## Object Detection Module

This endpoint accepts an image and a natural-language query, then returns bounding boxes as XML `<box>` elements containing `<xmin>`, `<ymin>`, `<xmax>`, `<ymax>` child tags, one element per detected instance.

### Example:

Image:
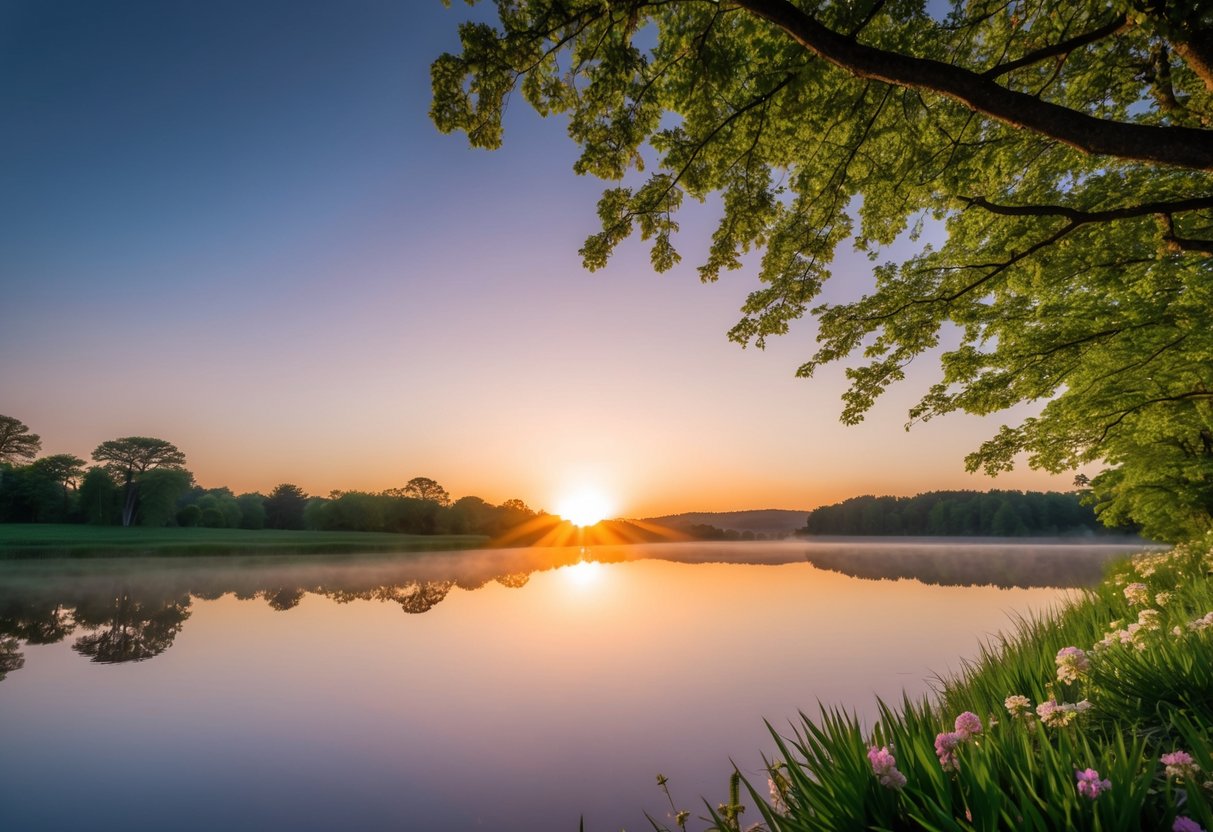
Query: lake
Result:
<box><xmin>0</xmin><ymin>539</ymin><xmax>1150</xmax><ymax>831</ymax></box>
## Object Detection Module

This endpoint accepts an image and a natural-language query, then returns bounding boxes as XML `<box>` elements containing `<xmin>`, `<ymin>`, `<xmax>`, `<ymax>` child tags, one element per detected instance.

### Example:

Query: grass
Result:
<box><xmin>650</xmin><ymin>537</ymin><xmax>1213</xmax><ymax>832</ymax></box>
<box><xmin>0</xmin><ymin>523</ymin><xmax>488</xmax><ymax>559</ymax></box>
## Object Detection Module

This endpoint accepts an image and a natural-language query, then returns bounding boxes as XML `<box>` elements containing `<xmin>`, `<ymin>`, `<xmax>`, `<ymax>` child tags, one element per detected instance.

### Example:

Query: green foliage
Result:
<box><xmin>432</xmin><ymin>0</ymin><xmax>1213</xmax><ymax>544</ymax></box>
<box><xmin>135</xmin><ymin>468</ymin><xmax>193</xmax><ymax>527</ymax></box>
<box><xmin>804</xmin><ymin>490</ymin><xmax>1112</xmax><ymax>536</ymax></box>
<box><xmin>391</xmin><ymin>476</ymin><xmax>451</xmax><ymax>507</ymax></box>
<box><xmin>91</xmin><ymin>436</ymin><xmax>188</xmax><ymax>527</ymax></box>
<box><xmin>0</xmin><ymin>524</ymin><xmax>486</xmax><ymax>558</ymax></box>
<box><xmin>264</xmin><ymin>483</ymin><xmax>309</xmax><ymax>530</ymax></box>
<box><xmin>235</xmin><ymin>493</ymin><xmax>266</xmax><ymax>530</ymax></box>
<box><xmin>0</xmin><ymin>455</ymin><xmax>87</xmax><ymax>523</ymax></box>
<box><xmin>77</xmin><ymin>467</ymin><xmax>120</xmax><ymax>526</ymax></box>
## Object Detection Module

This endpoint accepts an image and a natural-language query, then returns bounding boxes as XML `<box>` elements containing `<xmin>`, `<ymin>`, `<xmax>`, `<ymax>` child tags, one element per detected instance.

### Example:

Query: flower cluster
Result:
<box><xmin>954</xmin><ymin>711</ymin><xmax>982</xmax><ymax>739</ymax></box>
<box><xmin>934</xmin><ymin>712</ymin><xmax>982</xmax><ymax>771</ymax></box>
<box><xmin>1055</xmin><ymin>646</ymin><xmax>1090</xmax><ymax>684</ymax></box>
<box><xmin>1004</xmin><ymin>694</ymin><xmax>1032</xmax><ymax>719</ymax></box>
<box><xmin>1097</xmin><ymin>609</ymin><xmax>1164</xmax><ymax>650</ymax></box>
<box><xmin>934</xmin><ymin>731</ymin><xmax>963</xmax><ymax>771</ymax></box>
<box><xmin>867</xmin><ymin>745</ymin><xmax>907</xmax><ymax>791</ymax></box>
<box><xmin>1124</xmin><ymin>582</ymin><xmax>1151</xmax><ymax>606</ymax></box>
<box><xmin>1076</xmin><ymin>768</ymin><xmax>1111</xmax><ymax>800</ymax></box>
<box><xmin>1182</xmin><ymin>611</ymin><xmax>1213</xmax><ymax>634</ymax></box>
<box><xmin>1174</xmin><ymin>817</ymin><xmax>1208</xmax><ymax>832</ymax></box>
<box><xmin>1161</xmin><ymin>750</ymin><xmax>1200</xmax><ymax>782</ymax></box>
<box><xmin>1036</xmin><ymin>698</ymin><xmax>1091</xmax><ymax>728</ymax></box>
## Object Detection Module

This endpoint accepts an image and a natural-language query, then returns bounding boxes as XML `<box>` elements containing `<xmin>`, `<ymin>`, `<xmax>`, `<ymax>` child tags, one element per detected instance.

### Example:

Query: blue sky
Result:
<box><xmin>0</xmin><ymin>1</ymin><xmax>1079</xmax><ymax>515</ymax></box>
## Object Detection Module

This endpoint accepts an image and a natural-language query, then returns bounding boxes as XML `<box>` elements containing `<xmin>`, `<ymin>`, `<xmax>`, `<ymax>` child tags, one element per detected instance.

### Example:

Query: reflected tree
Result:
<box><xmin>0</xmin><ymin>636</ymin><xmax>24</xmax><ymax>682</ymax></box>
<box><xmin>380</xmin><ymin>581</ymin><xmax>455</xmax><ymax>614</ymax></box>
<box><xmin>72</xmin><ymin>592</ymin><xmax>192</xmax><ymax>664</ymax></box>
<box><xmin>0</xmin><ymin>600</ymin><xmax>75</xmax><ymax>645</ymax></box>
<box><xmin>260</xmin><ymin>587</ymin><xmax>306</xmax><ymax>611</ymax></box>
<box><xmin>495</xmin><ymin>573</ymin><xmax>530</xmax><ymax>589</ymax></box>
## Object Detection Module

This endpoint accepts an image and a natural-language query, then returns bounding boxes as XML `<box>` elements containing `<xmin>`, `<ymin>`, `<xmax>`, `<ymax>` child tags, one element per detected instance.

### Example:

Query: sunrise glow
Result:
<box><xmin>555</xmin><ymin>489</ymin><xmax>613</xmax><ymax>527</ymax></box>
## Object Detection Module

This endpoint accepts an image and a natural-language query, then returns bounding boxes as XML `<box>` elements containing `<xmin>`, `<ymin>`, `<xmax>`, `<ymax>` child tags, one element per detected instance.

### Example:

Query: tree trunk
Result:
<box><xmin>121</xmin><ymin>475</ymin><xmax>137</xmax><ymax>527</ymax></box>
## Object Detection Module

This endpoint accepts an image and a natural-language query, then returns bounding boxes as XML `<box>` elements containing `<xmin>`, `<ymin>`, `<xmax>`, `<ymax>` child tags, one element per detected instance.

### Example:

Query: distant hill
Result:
<box><xmin>640</xmin><ymin>509</ymin><xmax>808</xmax><ymax>536</ymax></box>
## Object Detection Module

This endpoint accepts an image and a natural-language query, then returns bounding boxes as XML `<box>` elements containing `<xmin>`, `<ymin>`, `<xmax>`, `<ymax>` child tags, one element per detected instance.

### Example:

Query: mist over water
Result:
<box><xmin>0</xmin><ymin>539</ymin><xmax>1150</xmax><ymax>831</ymax></box>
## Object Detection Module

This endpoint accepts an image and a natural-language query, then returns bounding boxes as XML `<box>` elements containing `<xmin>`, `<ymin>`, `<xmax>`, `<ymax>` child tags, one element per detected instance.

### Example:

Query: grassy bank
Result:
<box><xmin>659</xmin><ymin>539</ymin><xmax>1213</xmax><ymax>831</ymax></box>
<box><xmin>0</xmin><ymin>524</ymin><xmax>488</xmax><ymax>558</ymax></box>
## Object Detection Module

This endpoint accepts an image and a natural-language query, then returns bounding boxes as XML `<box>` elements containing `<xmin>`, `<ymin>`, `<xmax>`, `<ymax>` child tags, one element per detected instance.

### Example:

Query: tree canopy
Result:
<box><xmin>432</xmin><ymin>0</ymin><xmax>1213</xmax><ymax>541</ymax></box>
<box><xmin>0</xmin><ymin>415</ymin><xmax>41</xmax><ymax>465</ymax></box>
<box><xmin>91</xmin><ymin>437</ymin><xmax>188</xmax><ymax>527</ymax></box>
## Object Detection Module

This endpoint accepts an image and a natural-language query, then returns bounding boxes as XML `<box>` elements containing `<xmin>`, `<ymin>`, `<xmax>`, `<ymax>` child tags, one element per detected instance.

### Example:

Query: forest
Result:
<box><xmin>802</xmin><ymin>490</ymin><xmax>1127</xmax><ymax>537</ymax></box>
<box><xmin>0</xmin><ymin>415</ymin><xmax>537</xmax><ymax>537</ymax></box>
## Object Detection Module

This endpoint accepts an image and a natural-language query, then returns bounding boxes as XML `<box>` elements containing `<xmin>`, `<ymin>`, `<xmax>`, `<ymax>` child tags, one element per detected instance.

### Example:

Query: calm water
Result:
<box><xmin>0</xmin><ymin>539</ymin><xmax>1148</xmax><ymax>831</ymax></box>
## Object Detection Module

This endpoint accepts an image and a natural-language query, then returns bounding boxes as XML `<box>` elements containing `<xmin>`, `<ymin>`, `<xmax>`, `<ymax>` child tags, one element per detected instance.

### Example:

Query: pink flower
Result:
<box><xmin>935</xmin><ymin>731</ymin><xmax>963</xmax><ymax>771</ymax></box>
<box><xmin>954</xmin><ymin>711</ymin><xmax>982</xmax><ymax>738</ymax></box>
<box><xmin>1173</xmin><ymin>817</ymin><xmax>1206</xmax><ymax>832</ymax></box>
<box><xmin>1161</xmin><ymin>749</ymin><xmax>1200</xmax><ymax>780</ymax></box>
<box><xmin>1076</xmin><ymin>768</ymin><xmax>1111</xmax><ymax>800</ymax></box>
<box><xmin>867</xmin><ymin>745</ymin><xmax>907</xmax><ymax>790</ymax></box>
<box><xmin>1055</xmin><ymin>646</ymin><xmax>1090</xmax><ymax>683</ymax></box>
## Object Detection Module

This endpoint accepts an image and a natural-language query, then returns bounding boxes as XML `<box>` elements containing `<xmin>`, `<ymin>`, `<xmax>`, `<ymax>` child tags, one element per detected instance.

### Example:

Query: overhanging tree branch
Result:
<box><xmin>732</xmin><ymin>0</ymin><xmax>1213</xmax><ymax>170</ymax></box>
<box><xmin>981</xmin><ymin>13</ymin><xmax>1130</xmax><ymax>79</ymax></box>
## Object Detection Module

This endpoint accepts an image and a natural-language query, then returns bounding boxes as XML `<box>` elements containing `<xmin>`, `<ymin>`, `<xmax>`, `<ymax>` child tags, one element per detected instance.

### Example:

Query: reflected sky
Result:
<box><xmin>0</xmin><ymin>540</ymin><xmax>1148</xmax><ymax>831</ymax></box>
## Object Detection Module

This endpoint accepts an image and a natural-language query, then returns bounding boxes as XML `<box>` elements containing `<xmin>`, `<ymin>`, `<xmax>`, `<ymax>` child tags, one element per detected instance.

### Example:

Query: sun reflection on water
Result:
<box><xmin>560</xmin><ymin>557</ymin><xmax>604</xmax><ymax>588</ymax></box>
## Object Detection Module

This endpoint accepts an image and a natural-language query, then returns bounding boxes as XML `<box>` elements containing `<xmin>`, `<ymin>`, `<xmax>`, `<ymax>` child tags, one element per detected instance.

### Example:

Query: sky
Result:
<box><xmin>0</xmin><ymin>1</ymin><xmax>1083</xmax><ymax>517</ymax></box>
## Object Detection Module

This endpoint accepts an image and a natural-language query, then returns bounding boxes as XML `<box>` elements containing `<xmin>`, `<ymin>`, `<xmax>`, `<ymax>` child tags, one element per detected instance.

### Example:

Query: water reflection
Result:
<box><xmin>801</xmin><ymin>538</ymin><xmax>1155</xmax><ymax>588</ymax></box>
<box><xmin>0</xmin><ymin>539</ymin><xmax>1156</xmax><ymax>832</ymax></box>
<box><xmin>0</xmin><ymin>539</ymin><xmax>1149</xmax><ymax>680</ymax></box>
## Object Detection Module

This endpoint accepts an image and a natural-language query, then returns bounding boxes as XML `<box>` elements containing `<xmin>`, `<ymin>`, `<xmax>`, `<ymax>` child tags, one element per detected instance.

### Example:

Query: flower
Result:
<box><xmin>1162</xmin><ymin>750</ymin><xmax>1200</xmax><ymax>781</ymax></box>
<box><xmin>768</xmin><ymin>778</ymin><xmax>788</xmax><ymax>815</ymax></box>
<box><xmin>1056</xmin><ymin>646</ymin><xmax>1090</xmax><ymax>683</ymax></box>
<box><xmin>1124</xmin><ymin>582</ymin><xmax>1151</xmax><ymax>605</ymax></box>
<box><xmin>954</xmin><ymin>711</ymin><xmax>982</xmax><ymax>738</ymax></box>
<box><xmin>1005</xmin><ymin>695</ymin><xmax>1032</xmax><ymax>719</ymax></box>
<box><xmin>1156</xmin><ymin>591</ymin><xmax>1173</xmax><ymax>606</ymax></box>
<box><xmin>1138</xmin><ymin>609</ymin><xmax>1162</xmax><ymax>631</ymax></box>
<box><xmin>1036</xmin><ymin>699</ymin><xmax>1087</xmax><ymax>727</ymax></box>
<box><xmin>1076</xmin><ymin>768</ymin><xmax>1111</xmax><ymax>800</ymax></box>
<box><xmin>1173</xmin><ymin>817</ymin><xmax>1206</xmax><ymax>832</ymax></box>
<box><xmin>867</xmin><ymin>745</ymin><xmax>906</xmax><ymax>790</ymax></box>
<box><xmin>934</xmin><ymin>731</ymin><xmax>963</xmax><ymax>771</ymax></box>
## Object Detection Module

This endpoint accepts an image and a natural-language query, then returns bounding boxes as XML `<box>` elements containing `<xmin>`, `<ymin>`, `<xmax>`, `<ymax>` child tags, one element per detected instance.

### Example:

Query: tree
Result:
<box><xmin>91</xmin><ymin>437</ymin><xmax>187</xmax><ymax>527</ymax></box>
<box><xmin>135</xmin><ymin>468</ymin><xmax>193</xmax><ymax>527</ymax></box>
<box><xmin>433</xmin><ymin>2</ymin><xmax>1213</xmax><ymax>541</ymax></box>
<box><xmin>30</xmin><ymin>454</ymin><xmax>86</xmax><ymax>519</ymax></box>
<box><xmin>264</xmin><ymin>483</ymin><xmax>309</xmax><ymax>530</ymax></box>
<box><xmin>396</xmin><ymin>477</ymin><xmax>451</xmax><ymax>507</ymax></box>
<box><xmin>77</xmin><ymin>467</ymin><xmax>121</xmax><ymax>525</ymax></box>
<box><xmin>236</xmin><ymin>493</ymin><xmax>267</xmax><ymax>530</ymax></box>
<box><xmin>0</xmin><ymin>415</ymin><xmax>40</xmax><ymax>465</ymax></box>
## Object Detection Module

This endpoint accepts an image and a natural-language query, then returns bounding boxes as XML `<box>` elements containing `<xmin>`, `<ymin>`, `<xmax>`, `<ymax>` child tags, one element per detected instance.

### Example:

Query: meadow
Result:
<box><xmin>0</xmin><ymin>524</ymin><xmax>486</xmax><ymax>559</ymax></box>
<box><xmin>661</xmin><ymin>540</ymin><xmax>1213</xmax><ymax>831</ymax></box>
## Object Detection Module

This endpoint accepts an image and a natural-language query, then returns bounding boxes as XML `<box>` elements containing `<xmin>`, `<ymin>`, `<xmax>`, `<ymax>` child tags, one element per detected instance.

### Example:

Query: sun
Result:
<box><xmin>555</xmin><ymin>488</ymin><xmax>613</xmax><ymax>527</ymax></box>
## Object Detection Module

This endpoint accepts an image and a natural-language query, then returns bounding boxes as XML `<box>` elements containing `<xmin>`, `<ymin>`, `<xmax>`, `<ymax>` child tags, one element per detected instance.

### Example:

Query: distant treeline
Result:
<box><xmin>0</xmin><ymin>468</ymin><xmax>539</xmax><ymax>537</ymax></box>
<box><xmin>0</xmin><ymin>416</ymin><xmax>538</xmax><ymax>537</ymax></box>
<box><xmin>802</xmin><ymin>490</ymin><xmax>1127</xmax><ymax>537</ymax></box>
